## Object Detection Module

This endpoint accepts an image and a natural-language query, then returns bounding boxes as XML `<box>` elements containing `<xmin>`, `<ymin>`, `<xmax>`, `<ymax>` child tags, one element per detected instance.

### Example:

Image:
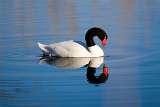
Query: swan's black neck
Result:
<box><xmin>85</xmin><ymin>27</ymin><xmax>108</xmax><ymax>47</ymax></box>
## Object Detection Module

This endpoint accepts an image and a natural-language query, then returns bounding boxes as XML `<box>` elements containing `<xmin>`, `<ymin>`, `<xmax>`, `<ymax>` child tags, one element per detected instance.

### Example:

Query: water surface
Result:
<box><xmin>0</xmin><ymin>0</ymin><xmax>160</xmax><ymax>107</ymax></box>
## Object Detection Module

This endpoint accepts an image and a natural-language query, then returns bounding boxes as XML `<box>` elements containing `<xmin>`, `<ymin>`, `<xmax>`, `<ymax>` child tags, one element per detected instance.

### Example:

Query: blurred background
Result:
<box><xmin>0</xmin><ymin>0</ymin><xmax>160</xmax><ymax>107</ymax></box>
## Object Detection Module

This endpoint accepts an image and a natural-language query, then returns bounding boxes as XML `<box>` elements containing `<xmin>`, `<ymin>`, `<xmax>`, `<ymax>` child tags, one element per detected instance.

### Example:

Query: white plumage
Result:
<box><xmin>37</xmin><ymin>40</ymin><xmax>104</xmax><ymax>57</ymax></box>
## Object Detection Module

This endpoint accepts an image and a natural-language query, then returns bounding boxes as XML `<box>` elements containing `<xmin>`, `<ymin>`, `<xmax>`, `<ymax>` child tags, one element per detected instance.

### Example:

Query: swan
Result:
<box><xmin>37</xmin><ymin>27</ymin><xmax>108</xmax><ymax>57</ymax></box>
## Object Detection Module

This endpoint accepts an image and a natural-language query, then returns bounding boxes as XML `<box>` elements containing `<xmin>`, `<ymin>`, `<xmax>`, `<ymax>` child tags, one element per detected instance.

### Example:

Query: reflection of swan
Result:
<box><xmin>40</xmin><ymin>57</ymin><xmax>104</xmax><ymax>68</ymax></box>
<box><xmin>40</xmin><ymin>56</ymin><xmax>109</xmax><ymax>84</ymax></box>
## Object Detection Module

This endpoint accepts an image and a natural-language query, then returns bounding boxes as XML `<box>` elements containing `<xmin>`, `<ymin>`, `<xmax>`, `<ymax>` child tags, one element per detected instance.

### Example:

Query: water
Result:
<box><xmin>0</xmin><ymin>0</ymin><xmax>160</xmax><ymax>107</ymax></box>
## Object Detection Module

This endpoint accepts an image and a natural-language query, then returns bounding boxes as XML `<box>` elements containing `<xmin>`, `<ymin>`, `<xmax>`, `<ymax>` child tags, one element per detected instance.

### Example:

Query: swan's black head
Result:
<box><xmin>85</xmin><ymin>27</ymin><xmax>108</xmax><ymax>47</ymax></box>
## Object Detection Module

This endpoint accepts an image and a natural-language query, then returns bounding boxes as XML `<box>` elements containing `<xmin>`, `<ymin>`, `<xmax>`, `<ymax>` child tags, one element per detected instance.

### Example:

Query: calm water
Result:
<box><xmin>0</xmin><ymin>0</ymin><xmax>160</xmax><ymax>107</ymax></box>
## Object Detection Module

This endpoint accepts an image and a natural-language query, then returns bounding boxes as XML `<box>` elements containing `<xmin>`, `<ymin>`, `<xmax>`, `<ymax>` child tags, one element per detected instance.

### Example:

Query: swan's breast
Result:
<box><xmin>88</xmin><ymin>45</ymin><xmax>104</xmax><ymax>57</ymax></box>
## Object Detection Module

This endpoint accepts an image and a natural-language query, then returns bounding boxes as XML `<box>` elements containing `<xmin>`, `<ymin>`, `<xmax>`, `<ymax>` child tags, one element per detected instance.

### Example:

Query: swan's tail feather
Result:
<box><xmin>37</xmin><ymin>42</ymin><xmax>50</xmax><ymax>54</ymax></box>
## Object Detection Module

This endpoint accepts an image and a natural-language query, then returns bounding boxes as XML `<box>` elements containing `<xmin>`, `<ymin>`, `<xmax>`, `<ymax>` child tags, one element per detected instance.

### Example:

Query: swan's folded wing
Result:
<box><xmin>53</xmin><ymin>46</ymin><xmax>69</xmax><ymax>57</ymax></box>
<box><xmin>49</xmin><ymin>40</ymin><xmax>90</xmax><ymax>57</ymax></box>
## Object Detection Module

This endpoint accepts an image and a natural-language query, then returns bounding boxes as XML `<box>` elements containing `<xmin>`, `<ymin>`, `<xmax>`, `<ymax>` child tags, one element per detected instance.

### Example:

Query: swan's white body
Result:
<box><xmin>37</xmin><ymin>40</ymin><xmax>104</xmax><ymax>57</ymax></box>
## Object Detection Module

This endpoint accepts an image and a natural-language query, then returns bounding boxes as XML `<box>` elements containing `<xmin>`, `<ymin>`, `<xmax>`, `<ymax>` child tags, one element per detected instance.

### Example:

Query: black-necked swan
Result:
<box><xmin>37</xmin><ymin>27</ymin><xmax>108</xmax><ymax>57</ymax></box>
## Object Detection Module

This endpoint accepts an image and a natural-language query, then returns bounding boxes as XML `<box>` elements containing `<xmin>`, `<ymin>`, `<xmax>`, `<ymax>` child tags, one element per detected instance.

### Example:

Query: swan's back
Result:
<box><xmin>38</xmin><ymin>40</ymin><xmax>91</xmax><ymax>57</ymax></box>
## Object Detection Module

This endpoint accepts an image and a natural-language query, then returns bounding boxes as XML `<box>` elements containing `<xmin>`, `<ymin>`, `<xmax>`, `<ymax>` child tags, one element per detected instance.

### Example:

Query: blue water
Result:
<box><xmin>0</xmin><ymin>0</ymin><xmax>160</xmax><ymax>107</ymax></box>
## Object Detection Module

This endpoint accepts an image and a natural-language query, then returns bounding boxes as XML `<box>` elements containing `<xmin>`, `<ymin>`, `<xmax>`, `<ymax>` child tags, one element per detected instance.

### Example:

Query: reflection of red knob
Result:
<box><xmin>103</xmin><ymin>66</ymin><xmax>109</xmax><ymax>76</ymax></box>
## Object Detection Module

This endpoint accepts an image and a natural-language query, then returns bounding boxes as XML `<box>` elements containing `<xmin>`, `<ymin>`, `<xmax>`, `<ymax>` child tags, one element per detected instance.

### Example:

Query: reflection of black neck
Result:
<box><xmin>86</xmin><ymin>67</ymin><xmax>109</xmax><ymax>84</ymax></box>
